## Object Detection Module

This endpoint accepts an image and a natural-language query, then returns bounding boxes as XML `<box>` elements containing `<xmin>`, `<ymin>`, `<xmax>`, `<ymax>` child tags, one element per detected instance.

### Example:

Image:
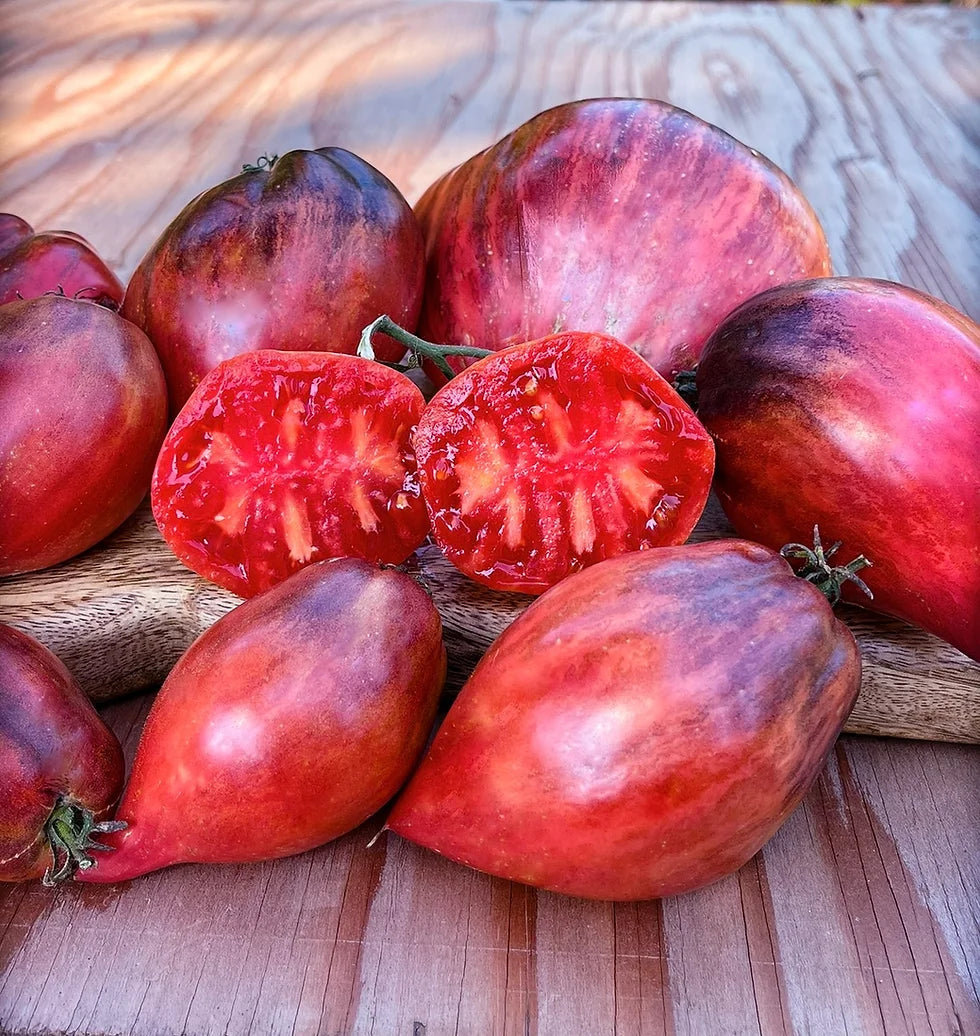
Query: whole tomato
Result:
<box><xmin>152</xmin><ymin>349</ymin><xmax>430</xmax><ymax>598</ymax></box>
<box><xmin>695</xmin><ymin>277</ymin><xmax>980</xmax><ymax>660</ymax></box>
<box><xmin>1</xmin><ymin>623</ymin><xmax>125</xmax><ymax>883</ymax></box>
<box><xmin>77</xmin><ymin>559</ymin><xmax>445</xmax><ymax>883</ymax></box>
<box><xmin>122</xmin><ymin>148</ymin><xmax>425</xmax><ymax>412</ymax></box>
<box><xmin>0</xmin><ymin>213</ymin><xmax>124</xmax><ymax>309</ymax></box>
<box><xmin>387</xmin><ymin>540</ymin><xmax>860</xmax><ymax>901</ymax></box>
<box><xmin>410</xmin><ymin>328</ymin><xmax>715</xmax><ymax>593</ymax></box>
<box><xmin>0</xmin><ymin>295</ymin><xmax>168</xmax><ymax>575</ymax></box>
<box><xmin>415</xmin><ymin>98</ymin><xmax>830</xmax><ymax>382</ymax></box>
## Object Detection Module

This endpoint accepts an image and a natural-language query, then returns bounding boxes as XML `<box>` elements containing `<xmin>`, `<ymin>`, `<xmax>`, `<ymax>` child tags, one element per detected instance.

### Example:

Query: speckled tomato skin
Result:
<box><xmin>0</xmin><ymin>295</ymin><xmax>168</xmax><ymax>575</ymax></box>
<box><xmin>696</xmin><ymin>278</ymin><xmax>980</xmax><ymax>660</ymax></box>
<box><xmin>415</xmin><ymin>98</ymin><xmax>830</xmax><ymax>382</ymax></box>
<box><xmin>0</xmin><ymin>214</ymin><xmax>124</xmax><ymax>309</ymax></box>
<box><xmin>0</xmin><ymin>624</ymin><xmax>124</xmax><ymax>882</ymax></box>
<box><xmin>122</xmin><ymin>148</ymin><xmax>425</xmax><ymax>412</ymax></box>
<box><xmin>388</xmin><ymin>541</ymin><xmax>859</xmax><ymax>901</ymax></box>
<box><xmin>77</xmin><ymin>559</ymin><xmax>446</xmax><ymax>883</ymax></box>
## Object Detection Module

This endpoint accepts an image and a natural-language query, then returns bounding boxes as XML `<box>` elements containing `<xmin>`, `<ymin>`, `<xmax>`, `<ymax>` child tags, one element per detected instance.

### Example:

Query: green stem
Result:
<box><xmin>358</xmin><ymin>315</ymin><xmax>492</xmax><ymax>381</ymax></box>
<box><xmin>41</xmin><ymin>796</ymin><xmax>126</xmax><ymax>886</ymax></box>
<box><xmin>780</xmin><ymin>525</ymin><xmax>873</xmax><ymax>606</ymax></box>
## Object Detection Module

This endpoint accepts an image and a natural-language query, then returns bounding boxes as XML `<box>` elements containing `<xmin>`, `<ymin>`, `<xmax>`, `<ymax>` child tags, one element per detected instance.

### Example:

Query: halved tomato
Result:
<box><xmin>412</xmin><ymin>332</ymin><xmax>715</xmax><ymax>593</ymax></box>
<box><xmin>152</xmin><ymin>350</ymin><xmax>429</xmax><ymax>597</ymax></box>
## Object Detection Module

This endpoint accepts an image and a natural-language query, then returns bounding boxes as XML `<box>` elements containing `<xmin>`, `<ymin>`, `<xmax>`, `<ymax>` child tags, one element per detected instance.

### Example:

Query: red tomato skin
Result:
<box><xmin>0</xmin><ymin>214</ymin><xmax>124</xmax><ymax>309</ymax></box>
<box><xmin>415</xmin><ymin>98</ymin><xmax>830</xmax><ymax>383</ymax></box>
<box><xmin>696</xmin><ymin>278</ymin><xmax>980</xmax><ymax>660</ymax></box>
<box><xmin>77</xmin><ymin>559</ymin><xmax>445</xmax><ymax>883</ymax></box>
<box><xmin>0</xmin><ymin>296</ymin><xmax>169</xmax><ymax>575</ymax></box>
<box><xmin>413</xmin><ymin>331</ymin><xmax>715</xmax><ymax>593</ymax></box>
<box><xmin>151</xmin><ymin>349</ymin><xmax>430</xmax><ymax>598</ymax></box>
<box><xmin>388</xmin><ymin>540</ymin><xmax>859</xmax><ymax>901</ymax></box>
<box><xmin>0</xmin><ymin>624</ymin><xmax>124</xmax><ymax>882</ymax></box>
<box><xmin>122</xmin><ymin>148</ymin><xmax>425</xmax><ymax>412</ymax></box>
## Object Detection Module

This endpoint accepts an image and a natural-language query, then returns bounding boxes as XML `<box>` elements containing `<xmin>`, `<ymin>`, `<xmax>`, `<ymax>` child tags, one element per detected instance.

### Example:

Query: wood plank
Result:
<box><xmin>3</xmin><ymin>496</ymin><xmax>978</xmax><ymax>742</ymax></box>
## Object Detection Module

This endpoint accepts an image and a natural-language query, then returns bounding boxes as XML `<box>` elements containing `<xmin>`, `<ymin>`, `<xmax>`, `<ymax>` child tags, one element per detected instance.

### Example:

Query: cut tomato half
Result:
<box><xmin>152</xmin><ymin>350</ymin><xmax>429</xmax><ymax>597</ymax></box>
<box><xmin>413</xmin><ymin>332</ymin><xmax>715</xmax><ymax>593</ymax></box>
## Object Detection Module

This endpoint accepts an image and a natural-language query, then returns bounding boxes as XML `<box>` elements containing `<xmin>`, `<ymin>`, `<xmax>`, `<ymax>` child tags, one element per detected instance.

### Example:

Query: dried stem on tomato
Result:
<box><xmin>780</xmin><ymin>525</ymin><xmax>873</xmax><ymax>606</ymax></box>
<box><xmin>42</xmin><ymin>797</ymin><xmax>126</xmax><ymax>886</ymax></box>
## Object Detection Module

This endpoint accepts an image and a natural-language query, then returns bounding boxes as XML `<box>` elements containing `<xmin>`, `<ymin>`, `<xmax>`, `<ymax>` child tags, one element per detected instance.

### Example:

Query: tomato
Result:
<box><xmin>77</xmin><ymin>559</ymin><xmax>446</xmax><ymax>883</ymax></box>
<box><xmin>415</xmin><ymin>98</ymin><xmax>830</xmax><ymax>383</ymax></box>
<box><xmin>0</xmin><ymin>296</ymin><xmax>168</xmax><ymax>576</ymax></box>
<box><xmin>152</xmin><ymin>349</ymin><xmax>429</xmax><ymax>598</ymax></box>
<box><xmin>1</xmin><ymin>623</ymin><xmax>125</xmax><ymax>883</ymax></box>
<box><xmin>696</xmin><ymin>277</ymin><xmax>980</xmax><ymax>660</ymax></box>
<box><xmin>411</xmin><ymin>331</ymin><xmax>715</xmax><ymax>593</ymax></box>
<box><xmin>0</xmin><ymin>213</ymin><xmax>124</xmax><ymax>309</ymax></box>
<box><xmin>122</xmin><ymin>148</ymin><xmax>425</xmax><ymax>412</ymax></box>
<box><xmin>387</xmin><ymin>540</ymin><xmax>860</xmax><ymax>901</ymax></box>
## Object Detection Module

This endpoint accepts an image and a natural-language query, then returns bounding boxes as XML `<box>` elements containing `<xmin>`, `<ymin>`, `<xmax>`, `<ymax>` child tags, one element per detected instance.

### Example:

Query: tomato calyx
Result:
<box><xmin>672</xmin><ymin>368</ymin><xmax>699</xmax><ymax>410</ymax></box>
<box><xmin>241</xmin><ymin>153</ymin><xmax>280</xmax><ymax>172</ymax></box>
<box><xmin>359</xmin><ymin>315</ymin><xmax>491</xmax><ymax>381</ymax></box>
<box><xmin>41</xmin><ymin>796</ymin><xmax>126</xmax><ymax>886</ymax></box>
<box><xmin>20</xmin><ymin>284</ymin><xmax>121</xmax><ymax>311</ymax></box>
<box><xmin>780</xmin><ymin>525</ymin><xmax>873</xmax><ymax>606</ymax></box>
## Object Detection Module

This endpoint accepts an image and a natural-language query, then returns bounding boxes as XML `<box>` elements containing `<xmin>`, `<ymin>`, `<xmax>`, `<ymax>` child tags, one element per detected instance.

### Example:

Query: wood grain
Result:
<box><xmin>1</xmin><ymin>1</ymin><xmax>978</xmax><ymax>1033</ymax></box>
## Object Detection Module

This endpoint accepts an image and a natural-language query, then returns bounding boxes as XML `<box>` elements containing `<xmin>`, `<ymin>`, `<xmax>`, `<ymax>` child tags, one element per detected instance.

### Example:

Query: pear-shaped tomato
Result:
<box><xmin>416</xmin><ymin>98</ymin><xmax>830</xmax><ymax>382</ymax></box>
<box><xmin>696</xmin><ymin>277</ymin><xmax>980</xmax><ymax>660</ymax></box>
<box><xmin>388</xmin><ymin>540</ymin><xmax>860</xmax><ymax>901</ymax></box>
<box><xmin>77</xmin><ymin>559</ymin><xmax>445</xmax><ymax>883</ymax></box>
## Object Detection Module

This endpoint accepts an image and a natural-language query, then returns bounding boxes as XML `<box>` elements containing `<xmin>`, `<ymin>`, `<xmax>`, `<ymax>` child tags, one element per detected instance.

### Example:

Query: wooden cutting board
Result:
<box><xmin>1</xmin><ymin>493</ymin><xmax>977</xmax><ymax>743</ymax></box>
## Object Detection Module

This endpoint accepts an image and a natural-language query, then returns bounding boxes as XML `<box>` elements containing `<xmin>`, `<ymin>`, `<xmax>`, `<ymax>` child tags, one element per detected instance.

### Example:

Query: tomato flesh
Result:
<box><xmin>152</xmin><ymin>351</ymin><xmax>429</xmax><ymax>597</ymax></box>
<box><xmin>413</xmin><ymin>333</ymin><xmax>715</xmax><ymax>593</ymax></box>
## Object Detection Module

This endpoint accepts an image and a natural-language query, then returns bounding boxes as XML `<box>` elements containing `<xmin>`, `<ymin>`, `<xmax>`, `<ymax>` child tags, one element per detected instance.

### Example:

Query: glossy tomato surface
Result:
<box><xmin>0</xmin><ymin>295</ymin><xmax>168</xmax><ymax>575</ymax></box>
<box><xmin>416</xmin><ymin>98</ymin><xmax>830</xmax><ymax>381</ymax></box>
<box><xmin>0</xmin><ymin>213</ymin><xmax>124</xmax><ymax>308</ymax></box>
<box><xmin>696</xmin><ymin>277</ymin><xmax>980</xmax><ymax>660</ymax></box>
<box><xmin>413</xmin><ymin>331</ymin><xmax>714</xmax><ymax>593</ymax></box>
<box><xmin>1</xmin><ymin>624</ymin><xmax>124</xmax><ymax>882</ymax></box>
<box><xmin>78</xmin><ymin>559</ymin><xmax>446</xmax><ymax>883</ymax></box>
<box><xmin>123</xmin><ymin>148</ymin><xmax>424</xmax><ymax>411</ymax></box>
<box><xmin>388</xmin><ymin>540</ymin><xmax>860</xmax><ymax>901</ymax></box>
<box><xmin>152</xmin><ymin>349</ymin><xmax>429</xmax><ymax>598</ymax></box>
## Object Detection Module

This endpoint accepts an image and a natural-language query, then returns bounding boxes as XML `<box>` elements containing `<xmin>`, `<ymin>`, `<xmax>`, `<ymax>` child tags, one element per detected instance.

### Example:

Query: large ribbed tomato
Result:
<box><xmin>388</xmin><ymin>540</ymin><xmax>860</xmax><ymax>901</ymax></box>
<box><xmin>415</xmin><ymin>98</ymin><xmax>830</xmax><ymax>382</ymax></box>
<box><xmin>696</xmin><ymin>277</ymin><xmax>980</xmax><ymax>660</ymax></box>
<box><xmin>123</xmin><ymin>148</ymin><xmax>424</xmax><ymax>412</ymax></box>
<box><xmin>77</xmin><ymin>559</ymin><xmax>446</xmax><ymax>883</ymax></box>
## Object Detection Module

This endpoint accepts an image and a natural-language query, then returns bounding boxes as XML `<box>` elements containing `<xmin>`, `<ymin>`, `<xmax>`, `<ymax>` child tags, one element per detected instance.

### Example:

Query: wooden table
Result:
<box><xmin>1</xmin><ymin>2</ymin><xmax>978</xmax><ymax>1033</ymax></box>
